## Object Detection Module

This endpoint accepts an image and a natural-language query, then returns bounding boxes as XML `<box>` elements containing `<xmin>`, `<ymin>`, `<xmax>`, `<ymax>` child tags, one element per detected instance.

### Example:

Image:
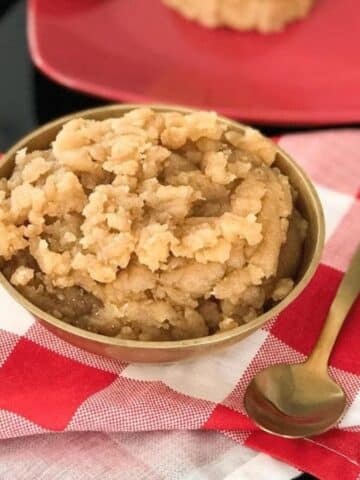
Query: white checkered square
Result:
<box><xmin>0</xmin><ymin>286</ymin><xmax>34</xmax><ymax>335</ymax></box>
<box><xmin>322</xmin><ymin>200</ymin><xmax>360</xmax><ymax>272</ymax></box>
<box><xmin>25</xmin><ymin>322</ymin><xmax>126</xmax><ymax>374</ymax></box>
<box><xmin>123</xmin><ymin>330</ymin><xmax>268</xmax><ymax>403</ymax></box>
<box><xmin>340</xmin><ymin>392</ymin><xmax>360</xmax><ymax>428</ymax></box>
<box><xmin>315</xmin><ymin>183</ymin><xmax>354</xmax><ymax>242</ymax></box>
<box><xmin>0</xmin><ymin>330</ymin><xmax>19</xmax><ymax>367</ymax></box>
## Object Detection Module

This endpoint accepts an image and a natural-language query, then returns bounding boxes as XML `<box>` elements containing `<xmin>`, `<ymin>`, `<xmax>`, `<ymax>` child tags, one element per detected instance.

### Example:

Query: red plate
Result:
<box><xmin>28</xmin><ymin>0</ymin><xmax>360</xmax><ymax>125</ymax></box>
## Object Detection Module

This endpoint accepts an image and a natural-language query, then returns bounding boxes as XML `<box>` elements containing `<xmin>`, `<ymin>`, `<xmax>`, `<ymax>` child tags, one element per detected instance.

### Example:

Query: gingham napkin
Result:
<box><xmin>0</xmin><ymin>130</ymin><xmax>359</xmax><ymax>480</ymax></box>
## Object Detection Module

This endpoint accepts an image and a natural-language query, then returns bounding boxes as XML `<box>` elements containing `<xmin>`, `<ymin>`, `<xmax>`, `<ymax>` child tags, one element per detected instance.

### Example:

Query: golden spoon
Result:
<box><xmin>244</xmin><ymin>246</ymin><xmax>360</xmax><ymax>438</ymax></box>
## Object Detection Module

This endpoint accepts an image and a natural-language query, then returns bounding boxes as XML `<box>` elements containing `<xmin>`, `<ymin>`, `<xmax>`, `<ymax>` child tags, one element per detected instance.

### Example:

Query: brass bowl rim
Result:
<box><xmin>0</xmin><ymin>104</ymin><xmax>325</xmax><ymax>352</ymax></box>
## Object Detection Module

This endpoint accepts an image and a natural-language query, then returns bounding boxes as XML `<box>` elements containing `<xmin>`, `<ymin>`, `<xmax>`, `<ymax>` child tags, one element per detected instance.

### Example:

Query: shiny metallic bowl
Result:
<box><xmin>0</xmin><ymin>105</ymin><xmax>325</xmax><ymax>363</ymax></box>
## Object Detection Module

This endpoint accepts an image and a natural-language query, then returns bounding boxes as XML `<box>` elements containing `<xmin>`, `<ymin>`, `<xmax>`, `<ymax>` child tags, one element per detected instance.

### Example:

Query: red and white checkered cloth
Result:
<box><xmin>0</xmin><ymin>130</ymin><xmax>359</xmax><ymax>480</ymax></box>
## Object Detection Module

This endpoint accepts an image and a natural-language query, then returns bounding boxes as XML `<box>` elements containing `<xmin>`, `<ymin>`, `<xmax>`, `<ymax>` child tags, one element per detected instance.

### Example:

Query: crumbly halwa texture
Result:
<box><xmin>162</xmin><ymin>0</ymin><xmax>315</xmax><ymax>33</ymax></box>
<box><xmin>0</xmin><ymin>108</ymin><xmax>307</xmax><ymax>341</ymax></box>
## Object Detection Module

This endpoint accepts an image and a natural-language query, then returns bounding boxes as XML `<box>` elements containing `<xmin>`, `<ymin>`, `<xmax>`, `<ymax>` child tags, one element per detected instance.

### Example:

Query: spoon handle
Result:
<box><xmin>308</xmin><ymin>245</ymin><xmax>360</xmax><ymax>369</ymax></box>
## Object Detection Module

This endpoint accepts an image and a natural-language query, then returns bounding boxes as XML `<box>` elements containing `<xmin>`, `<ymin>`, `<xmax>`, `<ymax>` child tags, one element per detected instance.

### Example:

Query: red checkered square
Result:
<box><xmin>270</xmin><ymin>264</ymin><xmax>340</xmax><ymax>355</ymax></box>
<box><xmin>203</xmin><ymin>405</ymin><xmax>254</xmax><ymax>431</ymax></box>
<box><xmin>270</xmin><ymin>264</ymin><xmax>360</xmax><ymax>374</ymax></box>
<box><xmin>69</xmin><ymin>376</ymin><xmax>215</xmax><ymax>432</ymax></box>
<box><xmin>279</xmin><ymin>130</ymin><xmax>360</xmax><ymax>196</ymax></box>
<box><xmin>0</xmin><ymin>338</ymin><xmax>116</xmax><ymax>430</ymax></box>
<box><xmin>313</xmin><ymin>429</ymin><xmax>360</xmax><ymax>464</ymax></box>
<box><xmin>322</xmin><ymin>200</ymin><xmax>360</xmax><ymax>272</ymax></box>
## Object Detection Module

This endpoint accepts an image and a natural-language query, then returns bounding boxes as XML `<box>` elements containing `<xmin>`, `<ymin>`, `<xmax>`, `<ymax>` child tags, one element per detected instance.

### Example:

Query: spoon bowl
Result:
<box><xmin>244</xmin><ymin>245</ymin><xmax>359</xmax><ymax>438</ymax></box>
<box><xmin>244</xmin><ymin>361</ymin><xmax>347</xmax><ymax>438</ymax></box>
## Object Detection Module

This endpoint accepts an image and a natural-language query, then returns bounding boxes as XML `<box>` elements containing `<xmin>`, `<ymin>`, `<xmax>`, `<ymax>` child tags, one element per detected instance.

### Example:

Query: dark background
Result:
<box><xmin>2</xmin><ymin>1</ymin><xmax>353</xmax><ymax>478</ymax></box>
<box><xmin>0</xmin><ymin>0</ymin><xmax>110</xmax><ymax>152</ymax></box>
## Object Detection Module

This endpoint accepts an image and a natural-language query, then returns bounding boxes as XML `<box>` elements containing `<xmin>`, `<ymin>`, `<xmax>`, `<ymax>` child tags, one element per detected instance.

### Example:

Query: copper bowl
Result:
<box><xmin>0</xmin><ymin>105</ymin><xmax>325</xmax><ymax>363</ymax></box>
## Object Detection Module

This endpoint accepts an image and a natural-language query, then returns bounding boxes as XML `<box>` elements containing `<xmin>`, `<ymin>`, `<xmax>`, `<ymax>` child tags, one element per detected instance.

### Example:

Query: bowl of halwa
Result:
<box><xmin>0</xmin><ymin>105</ymin><xmax>324</xmax><ymax>363</ymax></box>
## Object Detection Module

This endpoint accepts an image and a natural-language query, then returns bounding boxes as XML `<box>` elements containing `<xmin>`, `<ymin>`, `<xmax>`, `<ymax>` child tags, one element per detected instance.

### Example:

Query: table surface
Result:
<box><xmin>1</xmin><ymin>2</ymin><xmax>356</xmax><ymax>478</ymax></box>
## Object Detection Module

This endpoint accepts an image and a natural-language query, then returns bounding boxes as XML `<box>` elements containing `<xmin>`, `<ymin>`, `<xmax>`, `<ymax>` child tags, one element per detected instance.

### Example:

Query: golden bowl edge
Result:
<box><xmin>0</xmin><ymin>104</ymin><xmax>325</xmax><ymax>363</ymax></box>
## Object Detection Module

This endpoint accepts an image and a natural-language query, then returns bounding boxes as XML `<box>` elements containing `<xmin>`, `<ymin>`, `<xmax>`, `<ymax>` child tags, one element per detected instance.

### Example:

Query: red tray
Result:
<box><xmin>28</xmin><ymin>0</ymin><xmax>360</xmax><ymax>125</ymax></box>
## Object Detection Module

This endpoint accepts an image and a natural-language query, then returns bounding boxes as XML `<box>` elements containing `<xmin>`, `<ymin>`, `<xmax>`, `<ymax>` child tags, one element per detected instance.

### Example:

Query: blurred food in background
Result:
<box><xmin>162</xmin><ymin>0</ymin><xmax>315</xmax><ymax>33</ymax></box>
